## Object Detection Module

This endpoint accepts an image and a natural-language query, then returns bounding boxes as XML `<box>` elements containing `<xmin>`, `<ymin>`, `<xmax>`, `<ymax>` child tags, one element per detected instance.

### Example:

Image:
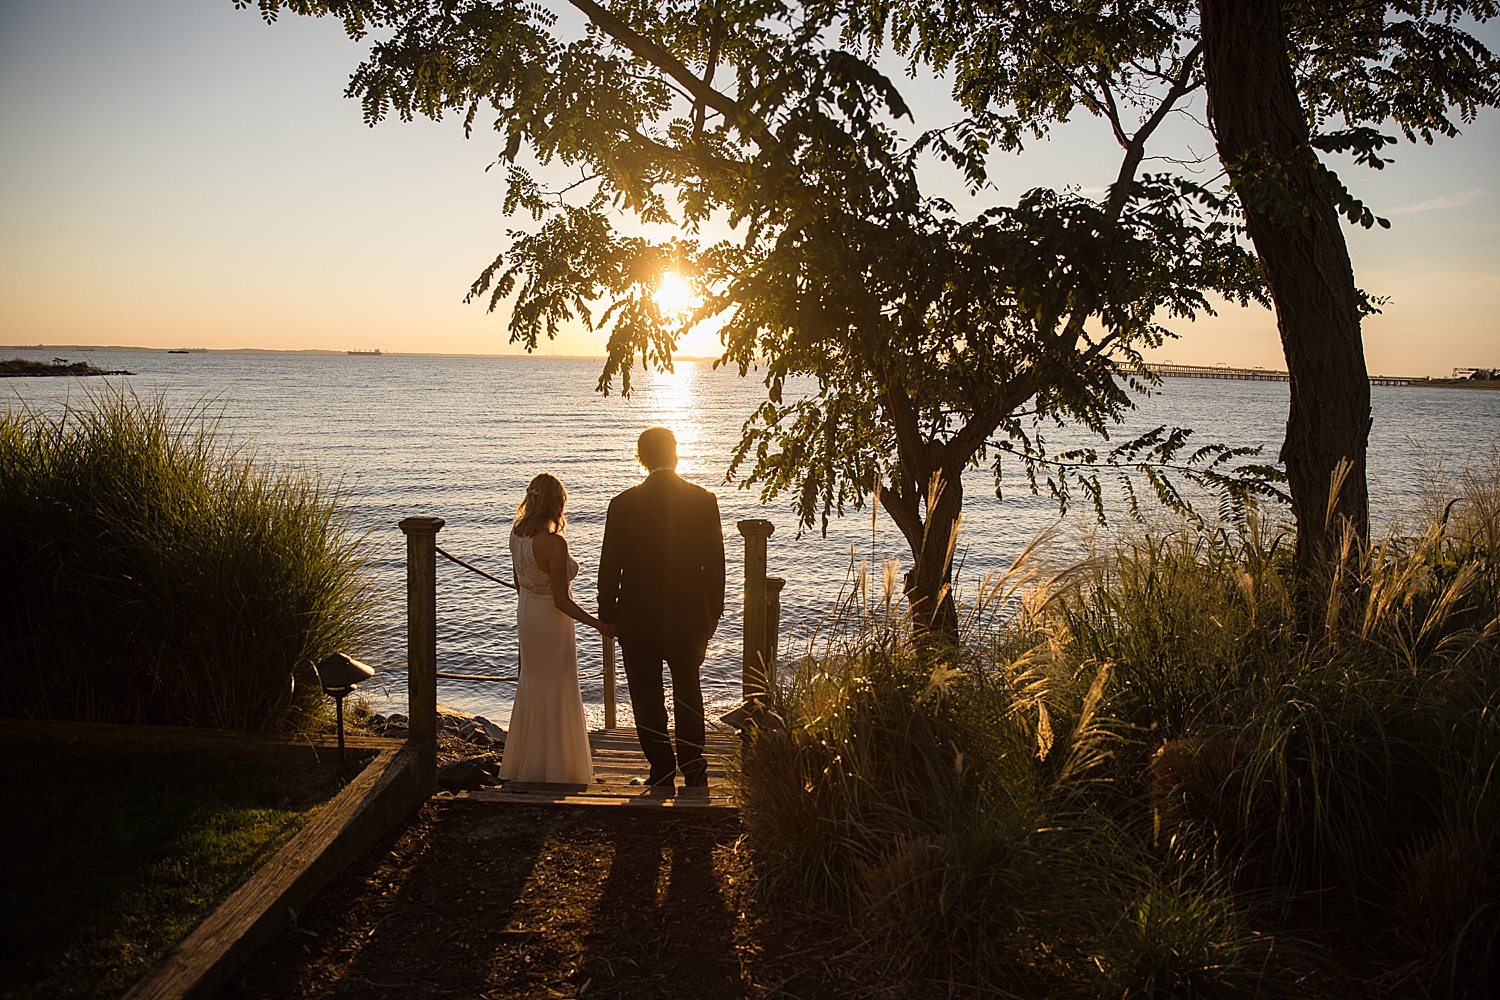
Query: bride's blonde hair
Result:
<box><xmin>513</xmin><ymin>473</ymin><xmax>567</xmax><ymax>537</ymax></box>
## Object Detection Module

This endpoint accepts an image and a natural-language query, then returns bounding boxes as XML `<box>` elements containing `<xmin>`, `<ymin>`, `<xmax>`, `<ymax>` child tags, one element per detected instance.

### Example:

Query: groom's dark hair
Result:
<box><xmin>637</xmin><ymin>426</ymin><xmax>677</xmax><ymax>470</ymax></box>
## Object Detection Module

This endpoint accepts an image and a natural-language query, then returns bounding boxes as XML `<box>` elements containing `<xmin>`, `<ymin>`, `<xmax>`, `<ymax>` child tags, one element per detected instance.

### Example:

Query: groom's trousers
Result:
<box><xmin>621</xmin><ymin>641</ymin><xmax>708</xmax><ymax>785</ymax></box>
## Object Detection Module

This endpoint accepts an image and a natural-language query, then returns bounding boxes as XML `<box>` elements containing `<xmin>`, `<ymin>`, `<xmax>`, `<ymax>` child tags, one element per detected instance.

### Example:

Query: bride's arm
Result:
<box><xmin>534</xmin><ymin>533</ymin><xmax>606</xmax><ymax>632</ymax></box>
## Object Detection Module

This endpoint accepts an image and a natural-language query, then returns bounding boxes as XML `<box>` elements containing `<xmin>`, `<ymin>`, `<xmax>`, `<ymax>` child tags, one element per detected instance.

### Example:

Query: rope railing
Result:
<box><xmin>435</xmin><ymin>544</ymin><xmax>516</xmax><ymax>589</ymax></box>
<box><xmin>436</xmin><ymin>670</ymin><xmax>607</xmax><ymax>682</ymax></box>
<box><xmin>432</xmin><ymin>539</ymin><xmax>616</xmax><ymax>726</ymax></box>
<box><xmin>434</xmin><ymin>544</ymin><xmax>518</xmax><ymax>683</ymax></box>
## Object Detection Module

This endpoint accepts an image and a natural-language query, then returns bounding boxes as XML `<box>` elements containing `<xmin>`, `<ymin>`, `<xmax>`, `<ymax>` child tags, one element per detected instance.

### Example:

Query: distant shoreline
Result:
<box><xmin>1</xmin><ymin>357</ymin><xmax>134</xmax><ymax>377</ymax></box>
<box><xmin>3</xmin><ymin>344</ymin><xmax>608</xmax><ymax>359</ymax></box>
<box><xmin>4</xmin><ymin>345</ymin><xmax>1495</xmax><ymax>387</ymax></box>
<box><xmin>1412</xmin><ymin>379</ymin><xmax>1500</xmax><ymax>390</ymax></box>
<box><xmin>0</xmin><ymin>345</ymin><xmax>732</xmax><ymax>363</ymax></box>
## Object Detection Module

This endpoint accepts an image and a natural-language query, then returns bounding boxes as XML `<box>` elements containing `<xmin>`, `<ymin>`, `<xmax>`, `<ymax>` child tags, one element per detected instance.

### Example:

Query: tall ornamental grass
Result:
<box><xmin>738</xmin><ymin>459</ymin><xmax>1499</xmax><ymax>998</ymax></box>
<box><xmin>0</xmin><ymin>390</ymin><xmax>381</xmax><ymax>730</ymax></box>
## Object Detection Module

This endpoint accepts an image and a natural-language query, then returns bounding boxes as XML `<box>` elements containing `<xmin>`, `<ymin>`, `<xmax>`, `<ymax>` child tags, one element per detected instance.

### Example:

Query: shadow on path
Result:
<box><xmin>225</xmin><ymin>802</ymin><xmax>819</xmax><ymax>1000</ymax></box>
<box><xmin>573</xmin><ymin>812</ymin><xmax>743</xmax><ymax>998</ymax></box>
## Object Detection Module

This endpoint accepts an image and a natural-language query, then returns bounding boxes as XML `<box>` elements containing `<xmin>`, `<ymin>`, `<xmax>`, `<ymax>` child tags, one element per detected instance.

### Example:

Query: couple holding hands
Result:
<box><xmin>498</xmin><ymin>426</ymin><xmax>726</xmax><ymax>790</ymax></box>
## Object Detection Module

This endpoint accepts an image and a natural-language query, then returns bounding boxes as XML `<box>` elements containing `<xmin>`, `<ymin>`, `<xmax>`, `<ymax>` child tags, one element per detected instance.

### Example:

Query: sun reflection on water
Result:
<box><xmin>639</xmin><ymin>365</ymin><xmax>706</xmax><ymax>478</ymax></box>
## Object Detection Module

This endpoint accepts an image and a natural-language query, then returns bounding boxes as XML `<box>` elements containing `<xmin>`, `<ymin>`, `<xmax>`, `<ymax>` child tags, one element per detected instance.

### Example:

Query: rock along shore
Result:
<box><xmin>1</xmin><ymin>357</ymin><xmax>134</xmax><ymax>377</ymax></box>
<box><xmin>365</xmin><ymin>709</ymin><xmax>509</xmax><ymax>793</ymax></box>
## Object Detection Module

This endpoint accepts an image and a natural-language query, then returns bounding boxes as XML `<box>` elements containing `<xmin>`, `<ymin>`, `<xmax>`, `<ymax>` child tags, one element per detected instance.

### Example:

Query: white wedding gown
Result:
<box><xmin>498</xmin><ymin>532</ymin><xmax>594</xmax><ymax>784</ymax></box>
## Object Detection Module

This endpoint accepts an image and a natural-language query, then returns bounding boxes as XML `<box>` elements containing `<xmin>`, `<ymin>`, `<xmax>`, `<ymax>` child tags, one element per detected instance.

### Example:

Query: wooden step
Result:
<box><xmin>463</xmin><ymin>785</ymin><xmax>735</xmax><ymax>810</ymax></box>
<box><xmin>458</xmin><ymin>727</ymin><xmax>740</xmax><ymax>810</ymax></box>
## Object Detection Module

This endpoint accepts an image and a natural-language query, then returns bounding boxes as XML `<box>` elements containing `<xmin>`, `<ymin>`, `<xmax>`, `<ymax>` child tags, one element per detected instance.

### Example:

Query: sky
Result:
<box><xmin>1</xmin><ymin>0</ymin><xmax>1496</xmax><ymax>375</ymax></box>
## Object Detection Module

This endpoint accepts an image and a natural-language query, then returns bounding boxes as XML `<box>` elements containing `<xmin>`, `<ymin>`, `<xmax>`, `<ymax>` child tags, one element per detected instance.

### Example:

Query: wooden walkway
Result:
<box><xmin>465</xmin><ymin>728</ymin><xmax>739</xmax><ymax>811</ymax></box>
<box><xmin>1150</xmin><ymin>362</ymin><xmax>1424</xmax><ymax>386</ymax></box>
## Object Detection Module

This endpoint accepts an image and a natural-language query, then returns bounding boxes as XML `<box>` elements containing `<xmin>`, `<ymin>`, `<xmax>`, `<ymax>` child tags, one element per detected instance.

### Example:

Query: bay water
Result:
<box><xmin>6</xmin><ymin>348</ymin><xmax>1497</xmax><ymax>729</ymax></box>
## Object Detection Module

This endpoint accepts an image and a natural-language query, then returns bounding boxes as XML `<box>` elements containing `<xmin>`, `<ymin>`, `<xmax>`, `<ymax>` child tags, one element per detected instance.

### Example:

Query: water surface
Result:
<box><xmin>7</xmin><ymin>349</ymin><xmax>1496</xmax><ymax>726</ymax></box>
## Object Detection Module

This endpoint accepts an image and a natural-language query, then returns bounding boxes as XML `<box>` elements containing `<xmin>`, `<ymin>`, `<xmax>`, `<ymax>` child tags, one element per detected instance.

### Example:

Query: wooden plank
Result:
<box><xmin>493</xmin><ymin>781</ymin><xmax>708</xmax><ymax>797</ymax></box>
<box><xmin>121</xmin><ymin>739</ymin><xmax>430</xmax><ymax>1000</ymax></box>
<box><xmin>592</xmin><ymin>728</ymin><xmax>739</xmax><ymax>751</ymax></box>
<box><xmin>464</xmin><ymin>787</ymin><xmax>736</xmax><ymax>811</ymax></box>
<box><xmin>469</xmin><ymin>727</ymin><xmax>741</xmax><ymax>810</ymax></box>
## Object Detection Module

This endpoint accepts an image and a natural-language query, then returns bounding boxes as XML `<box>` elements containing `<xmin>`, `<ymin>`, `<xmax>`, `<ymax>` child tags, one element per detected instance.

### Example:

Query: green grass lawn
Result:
<box><xmin>0</xmin><ymin>741</ymin><xmax>366</xmax><ymax>1000</ymax></box>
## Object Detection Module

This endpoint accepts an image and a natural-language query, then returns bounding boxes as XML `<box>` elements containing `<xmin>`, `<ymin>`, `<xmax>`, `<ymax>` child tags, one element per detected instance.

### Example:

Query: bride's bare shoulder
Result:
<box><xmin>531</xmin><ymin>531</ymin><xmax>567</xmax><ymax>557</ymax></box>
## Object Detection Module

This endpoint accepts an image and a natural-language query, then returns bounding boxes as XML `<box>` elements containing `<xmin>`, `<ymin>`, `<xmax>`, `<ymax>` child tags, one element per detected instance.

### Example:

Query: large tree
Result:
<box><xmin>240</xmin><ymin>0</ymin><xmax>1276</xmax><ymax>628</ymax></box>
<box><xmin>1201</xmin><ymin>0</ymin><xmax>1499</xmax><ymax>567</ymax></box>
<box><xmin>866</xmin><ymin>0</ymin><xmax>1500</xmax><ymax>573</ymax></box>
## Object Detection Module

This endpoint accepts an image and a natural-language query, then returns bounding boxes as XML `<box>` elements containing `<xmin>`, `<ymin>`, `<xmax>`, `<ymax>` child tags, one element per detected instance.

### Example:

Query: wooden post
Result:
<box><xmin>737</xmin><ymin>519</ymin><xmax>774</xmax><ymax>702</ymax></box>
<box><xmin>400</xmin><ymin>515</ymin><xmax>443</xmax><ymax>795</ymax></box>
<box><xmin>765</xmin><ymin>576</ymin><xmax>785</xmax><ymax>694</ymax></box>
<box><xmin>603</xmin><ymin>634</ymin><xmax>617</xmax><ymax>730</ymax></box>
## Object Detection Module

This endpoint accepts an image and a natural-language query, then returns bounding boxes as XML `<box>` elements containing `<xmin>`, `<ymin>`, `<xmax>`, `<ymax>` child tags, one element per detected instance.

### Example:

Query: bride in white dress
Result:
<box><xmin>498</xmin><ymin>473</ymin><xmax>604</xmax><ymax>785</ymax></box>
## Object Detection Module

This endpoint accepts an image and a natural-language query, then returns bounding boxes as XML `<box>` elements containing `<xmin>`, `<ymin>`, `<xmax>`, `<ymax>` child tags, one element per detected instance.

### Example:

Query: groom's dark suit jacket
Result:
<box><xmin>598</xmin><ymin>470</ymin><xmax>726</xmax><ymax>651</ymax></box>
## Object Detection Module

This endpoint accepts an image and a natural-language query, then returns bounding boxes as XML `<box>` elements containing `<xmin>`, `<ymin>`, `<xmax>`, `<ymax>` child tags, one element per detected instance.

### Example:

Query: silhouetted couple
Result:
<box><xmin>499</xmin><ymin>426</ymin><xmax>726</xmax><ymax>790</ymax></box>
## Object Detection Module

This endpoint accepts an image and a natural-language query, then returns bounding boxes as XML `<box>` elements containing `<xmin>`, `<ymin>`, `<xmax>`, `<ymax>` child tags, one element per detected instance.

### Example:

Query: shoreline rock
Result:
<box><xmin>1</xmin><ymin>357</ymin><xmax>133</xmax><ymax>377</ymax></box>
<box><xmin>367</xmin><ymin>710</ymin><xmax>506</xmax><ymax>749</ymax></box>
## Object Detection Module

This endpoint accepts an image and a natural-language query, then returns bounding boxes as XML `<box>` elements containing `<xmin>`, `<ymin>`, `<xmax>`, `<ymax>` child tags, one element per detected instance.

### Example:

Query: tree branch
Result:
<box><xmin>948</xmin><ymin>369</ymin><xmax>1036</xmax><ymax>460</ymax></box>
<box><xmin>623</xmin><ymin>126</ymin><xmax>744</xmax><ymax>178</ymax></box>
<box><xmin>878</xmin><ymin>480</ymin><xmax>925</xmax><ymax>553</ymax></box>
<box><xmin>1096</xmin><ymin>75</ymin><xmax>1131</xmax><ymax>148</ymax></box>
<box><xmin>1106</xmin><ymin>40</ymin><xmax>1204</xmax><ymax>221</ymax></box>
<box><xmin>568</xmin><ymin>0</ymin><xmax>775</xmax><ymax>149</ymax></box>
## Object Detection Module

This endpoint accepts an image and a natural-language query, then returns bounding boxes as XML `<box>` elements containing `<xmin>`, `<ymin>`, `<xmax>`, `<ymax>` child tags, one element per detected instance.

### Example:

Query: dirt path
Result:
<box><xmin>224</xmin><ymin>801</ymin><xmax>858</xmax><ymax>1000</ymax></box>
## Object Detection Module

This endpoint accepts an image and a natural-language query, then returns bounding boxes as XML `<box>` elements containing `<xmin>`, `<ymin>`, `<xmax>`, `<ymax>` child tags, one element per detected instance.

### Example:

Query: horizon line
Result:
<box><xmin>2</xmin><ymin>344</ymin><xmax>732</xmax><ymax>363</ymax></box>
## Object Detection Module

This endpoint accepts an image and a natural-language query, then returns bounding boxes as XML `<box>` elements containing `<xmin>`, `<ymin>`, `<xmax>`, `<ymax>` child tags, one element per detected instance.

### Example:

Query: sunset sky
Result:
<box><xmin>2</xmin><ymin>0</ymin><xmax>1496</xmax><ymax>375</ymax></box>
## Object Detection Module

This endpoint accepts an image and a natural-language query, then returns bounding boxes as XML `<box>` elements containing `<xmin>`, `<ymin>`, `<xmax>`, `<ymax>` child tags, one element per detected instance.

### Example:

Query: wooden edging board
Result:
<box><xmin>0</xmin><ymin>717</ymin><xmax>405</xmax><ymax>753</ymax></box>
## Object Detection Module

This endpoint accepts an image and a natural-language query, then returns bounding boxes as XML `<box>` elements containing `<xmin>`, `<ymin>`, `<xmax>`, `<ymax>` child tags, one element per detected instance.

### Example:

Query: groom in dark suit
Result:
<box><xmin>598</xmin><ymin>426</ymin><xmax>726</xmax><ymax>788</ymax></box>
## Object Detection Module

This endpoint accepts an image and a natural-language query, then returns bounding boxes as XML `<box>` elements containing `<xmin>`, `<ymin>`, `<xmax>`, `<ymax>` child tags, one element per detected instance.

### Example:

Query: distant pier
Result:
<box><xmin>1149</xmin><ymin>363</ymin><xmax>1422</xmax><ymax>387</ymax></box>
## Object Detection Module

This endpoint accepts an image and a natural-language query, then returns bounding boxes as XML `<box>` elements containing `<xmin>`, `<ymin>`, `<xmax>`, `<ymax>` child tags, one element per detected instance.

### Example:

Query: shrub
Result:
<box><xmin>1094</xmin><ymin>867</ymin><xmax>1268</xmax><ymax>1000</ymax></box>
<box><xmin>0</xmin><ymin>389</ymin><xmax>381</xmax><ymax>730</ymax></box>
<box><xmin>737</xmin><ymin>458</ymin><xmax>1499</xmax><ymax>996</ymax></box>
<box><xmin>739</xmin><ymin>550</ymin><xmax>1250</xmax><ymax>994</ymax></box>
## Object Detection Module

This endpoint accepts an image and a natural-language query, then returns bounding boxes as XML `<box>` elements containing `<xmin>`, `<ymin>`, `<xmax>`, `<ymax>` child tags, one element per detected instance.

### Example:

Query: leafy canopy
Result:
<box><xmin>866</xmin><ymin>0</ymin><xmax>1500</xmax><ymax>228</ymax></box>
<box><xmin>240</xmin><ymin>0</ymin><xmax>1288</xmax><ymax>544</ymax></box>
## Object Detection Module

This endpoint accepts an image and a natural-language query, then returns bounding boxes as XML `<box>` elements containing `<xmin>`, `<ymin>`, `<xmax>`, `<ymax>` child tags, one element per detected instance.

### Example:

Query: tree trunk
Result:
<box><xmin>881</xmin><ymin>465</ymin><xmax>963</xmax><ymax>637</ymax></box>
<box><xmin>1200</xmin><ymin>0</ymin><xmax>1372</xmax><ymax>573</ymax></box>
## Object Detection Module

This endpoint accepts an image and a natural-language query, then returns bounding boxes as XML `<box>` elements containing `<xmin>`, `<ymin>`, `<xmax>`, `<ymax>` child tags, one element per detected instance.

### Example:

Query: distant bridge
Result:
<box><xmin>1148</xmin><ymin>363</ymin><xmax>1422</xmax><ymax>387</ymax></box>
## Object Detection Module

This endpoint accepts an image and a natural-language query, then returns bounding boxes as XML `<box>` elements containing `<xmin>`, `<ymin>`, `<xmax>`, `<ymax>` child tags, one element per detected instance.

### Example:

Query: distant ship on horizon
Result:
<box><xmin>347</xmin><ymin>349</ymin><xmax>382</xmax><ymax>356</ymax></box>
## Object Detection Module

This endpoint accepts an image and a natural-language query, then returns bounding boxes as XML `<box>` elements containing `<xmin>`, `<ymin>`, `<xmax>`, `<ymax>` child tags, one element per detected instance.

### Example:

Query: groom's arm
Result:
<box><xmin>598</xmin><ymin>496</ymin><xmax>623</xmax><ymax>626</ymax></box>
<box><xmin>704</xmin><ymin>493</ymin><xmax>726</xmax><ymax>623</ymax></box>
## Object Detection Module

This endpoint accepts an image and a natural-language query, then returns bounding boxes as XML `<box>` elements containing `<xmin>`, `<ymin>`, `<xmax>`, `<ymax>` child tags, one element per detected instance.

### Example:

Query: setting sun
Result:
<box><xmin>653</xmin><ymin>271</ymin><xmax>700</xmax><ymax>315</ymax></box>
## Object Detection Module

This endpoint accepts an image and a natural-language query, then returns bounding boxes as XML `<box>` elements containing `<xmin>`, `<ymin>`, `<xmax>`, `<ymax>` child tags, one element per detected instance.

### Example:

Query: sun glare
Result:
<box><xmin>641</xmin><ymin>365</ymin><xmax>704</xmax><ymax>477</ymax></box>
<box><xmin>653</xmin><ymin>271</ymin><xmax>699</xmax><ymax>315</ymax></box>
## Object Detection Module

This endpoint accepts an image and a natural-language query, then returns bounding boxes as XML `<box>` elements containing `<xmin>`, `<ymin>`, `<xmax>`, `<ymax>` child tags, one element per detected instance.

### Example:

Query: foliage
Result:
<box><xmin>237</xmin><ymin>0</ymin><xmax>1284</xmax><ymax>628</ymax></box>
<box><xmin>0</xmin><ymin>389</ymin><xmax>381</xmax><ymax>729</ymax></box>
<box><xmin>737</xmin><ymin>461</ymin><xmax>1499</xmax><ymax>996</ymax></box>
<box><xmin>868</xmin><ymin>0</ymin><xmax>1500</xmax><ymax>240</ymax></box>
